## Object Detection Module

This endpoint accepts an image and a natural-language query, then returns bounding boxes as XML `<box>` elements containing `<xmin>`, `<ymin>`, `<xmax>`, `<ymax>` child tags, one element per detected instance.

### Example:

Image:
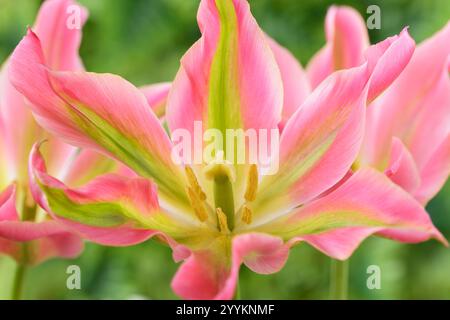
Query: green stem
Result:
<box><xmin>11</xmin><ymin>263</ymin><xmax>27</xmax><ymax>300</ymax></box>
<box><xmin>329</xmin><ymin>259</ymin><xmax>349</xmax><ymax>300</ymax></box>
<box><xmin>213</xmin><ymin>175</ymin><xmax>235</xmax><ymax>230</ymax></box>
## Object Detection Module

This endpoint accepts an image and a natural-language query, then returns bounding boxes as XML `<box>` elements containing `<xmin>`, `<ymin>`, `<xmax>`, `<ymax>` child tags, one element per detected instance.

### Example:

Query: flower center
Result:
<box><xmin>204</xmin><ymin>160</ymin><xmax>236</xmax><ymax>230</ymax></box>
<box><xmin>184</xmin><ymin>160</ymin><xmax>259</xmax><ymax>232</ymax></box>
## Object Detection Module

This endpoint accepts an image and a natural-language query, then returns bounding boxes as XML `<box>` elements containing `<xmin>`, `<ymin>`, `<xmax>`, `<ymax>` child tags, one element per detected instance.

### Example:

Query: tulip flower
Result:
<box><xmin>0</xmin><ymin>0</ymin><xmax>91</xmax><ymax>300</ymax></box>
<box><xmin>9</xmin><ymin>0</ymin><xmax>445</xmax><ymax>300</ymax></box>
<box><xmin>306</xmin><ymin>5</ymin><xmax>449</xmax><ymax>299</ymax></box>
<box><xmin>308</xmin><ymin>6</ymin><xmax>450</xmax><ymax>204</ymax></box>
<box><xmin>0</xmin><ymin>0</ymin><xmax>169</xmax><ymax>299</ymax></box>
<box><xmin>0</xmin><ymin>0</ymin><xmax>90</xmax><ymax>269</ymax></box>
<box><xmin>360</xmin><ymin>23</ymin><xmax>450</xmax><ymax>206</ymax></box>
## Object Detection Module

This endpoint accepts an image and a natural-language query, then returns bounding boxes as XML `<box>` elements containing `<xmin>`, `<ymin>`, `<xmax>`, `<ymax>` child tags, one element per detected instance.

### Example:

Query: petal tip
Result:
<box><xmin>433</xmin><ymin>230</ymin><xmax>449</xmax><ymax>247</ymax></box>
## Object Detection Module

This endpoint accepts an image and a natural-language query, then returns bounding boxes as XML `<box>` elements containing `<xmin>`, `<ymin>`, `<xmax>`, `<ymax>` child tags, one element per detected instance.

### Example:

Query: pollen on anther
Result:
<box><xmin>187</xmin><ymin>187</ymin><xmax>208</xmax><ymax>222</ymax></box>
<box><xmin>244</xmin><ymin>164</ymin><xmax>258</xmax><ymax>202</ymax></box>
<box><xmin>185</xmin><ymin>166</ymin><xmax>206</xmax><ymax>201</ymax></box>
<box><xmin>216</xmin><ymin>208</ymin><xmax>230</xmax><ymax>233</ymax></box>
<box><xmin>241</xmin><ymin>205</ymin><xmax>252</xmax><ymax>224</ymax></box>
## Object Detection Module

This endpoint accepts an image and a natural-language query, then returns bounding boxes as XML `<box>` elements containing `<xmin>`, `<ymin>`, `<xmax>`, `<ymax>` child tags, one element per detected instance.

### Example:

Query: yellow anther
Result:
<box><xmin>216</xmin><ymin>207</ymin><xmax>230</xmax><ymax>234</ymax></box>
<box><xmin>187</xmin><ymin>187</ymin><xmax>208</xmax><ymax>222</ymax></box>
<box><xmin>244</xmin><ymin>164</ymin><xmax>258</xmax><ymax>202</ymax></box>
<box><xmin>185</xmin><ymin>166</ymin><xmax>206</xmax><ymax>201</ymax></box>
<box><xmin>241</xmin><ymin>205</ymin><xmax>253</xmax><ymax>225</ymax></box>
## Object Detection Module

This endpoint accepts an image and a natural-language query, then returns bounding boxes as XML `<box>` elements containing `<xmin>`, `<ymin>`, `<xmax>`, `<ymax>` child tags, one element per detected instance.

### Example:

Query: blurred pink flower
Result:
<box><xmin>0</xmin><ymin>0</ymin><xmax>169</xmax><ymax>265</ymax></box>
<box><xmin>8</xmin><ymin>0</ymin><xmax>446</xmax><ymax>298</ymax></box>
<box><xmin>0</xmin><ymin>0</ymin><xmax>88</xmax><ymax>265</ymax></box>
<box><xmin>308</xmin><ymin>6</ymin><xmax>450</xmax><ymax>206</ymax></box>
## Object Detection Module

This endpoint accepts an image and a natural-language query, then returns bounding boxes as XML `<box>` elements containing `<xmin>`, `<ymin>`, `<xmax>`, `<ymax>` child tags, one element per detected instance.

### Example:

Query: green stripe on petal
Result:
<box><xmin>41</xmin><ymin>180</ymin><xmax>195</xmax><ymax>238</ymax></box>
<box><xmin>254</xmin><ymin>132</ymin><xmax>336</xmax><ymax>214</ymax></box>
<box><xmin>207</xmin><ymin>0</ymin><xmax>242</xmax><ymax>141</ymax></box>
<box><xmin>65</xmin><ymin>102</ymin><xmax>188</xmax><ymax>206</ymax></box>
<box><xmin>251</xmin><ymin>168</ymin><xmax>445</xmax><ymax>245</ymax></box>
<box><xmin>262</xmin><ymin>210</ymin><xmax>384</xmax><ymax>240</ymax></box>
<box><xmin>39</xmin><ymin>185</ymin><xmax>127</xmax><ymax>227</ymax></box>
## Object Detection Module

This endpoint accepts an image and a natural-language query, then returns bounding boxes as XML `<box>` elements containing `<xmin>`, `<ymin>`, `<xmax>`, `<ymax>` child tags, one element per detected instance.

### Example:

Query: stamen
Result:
<box><xmin>241</xmin><ymin>205</ymin><xmax>252</xmax><ymax>225</ymax></box>
<box><xmin>186</xmin><ymin>187</ymin><xmax>208</xmax><ymax>222</ymax></box>
<box><xmin>216</xmin><ymin>207</ymin><xmax>230</xmax><ymax>233</ymax></box>
<box><xmin>185</xmin><ymin>166</ymin><xmax>206</xmax><ymax>201</ymax></box>
<box><xmin>244</xmin><ymin>164</ymin><xmax>258</xmax><ymax>202</ymax></box>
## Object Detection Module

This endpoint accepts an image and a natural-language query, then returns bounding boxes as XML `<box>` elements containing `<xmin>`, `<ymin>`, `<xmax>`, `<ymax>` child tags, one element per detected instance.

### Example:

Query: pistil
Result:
<box><xmin>204</xmin><ymin>157</ymin><xmax>236</xmax><ymax>231</ymax></box>
<box><xmin>212</xmin><ymin>173</ymin><xmax>235</xmax><ymax>230</ymax></box>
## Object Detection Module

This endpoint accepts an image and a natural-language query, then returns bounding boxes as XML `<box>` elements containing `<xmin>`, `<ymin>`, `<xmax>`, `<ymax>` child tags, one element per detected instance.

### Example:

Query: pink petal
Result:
<box><xmin>29</xmin><ymin>143</ymin><xmax>190</xmax><ymax>248</ymax></box>
<box><xmin>306</xmin><ymin>46</ymin><xmax>334</xmax><ymax>92</ymax></box>
<box><xmin>314</xmin><ymin>169</ymin><xmax>354</xmax><ymax>200</ymax></box>
<box><xmin>298</xmin><ymin>227</ymin><xmax>381</xmax><ymax>260</ymax></box>
<box><xmin>0</xmin><ymin>0</ymin><xmax>87</xmax><ymax>182</ymax></box>
<box><xmin>166</xmin><ymin>0</ymin><xmax>283</xmax><ymax>135</ymax></box>
<box><xmin>361</xmin><ymin>23</ymin><xmax>450</xmax><ymax>172</ymax></box>
<box><xmin>9</xmin><ymin>30</ymin><xmax>88</xmax><ymax>150</ymax></box>
<box><xmin>365</xmin><ymin>28</ymin><xmax>415</xmax><ymax>102</ymax></box>
<box><xmin>61</xmin><ymin>148</ymin><xmax>118</xmax><ymax>187</ymax></box>
<box><xmin>0</xmin><ymin>64</ymin><xmax>38</xmax><ymax>181</ymax></box>
<box><xmin>0</xmin><ymin>184</ymin><xmax>83</xmax><ymax>264</ymax></box>
<box><xmin>414</xmin><ymin>134</ymin><xmax>450</xmax><ymax>204</ymax></box>
<box><xmin>0</xmin><ymin>232</ymin><xmax>83</xmax><ymax>265</ymax></box>
<box><xmin>307</xmin><ymin>6</ymin><xmax>414</xmax><ymax>103</ymax></box>
<box><xmin>139</xmin><ymin>82</ymin><xmax>171</xmax><ymax>117</ymax></box>
<box><xmin>0</xmin><ymin>184</ymin><xmax>19</xmax><ymax>221</ymax></box>
<box><xmin>253</xmin><ymin>65</ymin><xmax>367</xmax><ymax>220</ymax></box>
<box><xmin>235</xmin><ymin>233</ymin><xmax>289</xmax><ymax>274</ymax></box>
<box><xmin>262</xmin><ymin>168</ymin><xmax>446</xmax><ymax>260</ymax></box>
<box><xmin>281</xmin><ymin>67</ymin><xmax>367</xmax><ymax>202</ymax></box>
<box><xmin>9</xmin><ymin>30</ymin><xmax>188</xmax><ymax>208</ymax></box>
<box><xmin>266</xmin><ymin>36</ymin><xmax>311</xmax><ymax>124</ymax></box>
<box><xmin>0</xmin><ymin>63</ymin><xmax>75</xmax><ymax>183</ymax></box>
<box><xmin>171</xmin><ymin>251</ymin><xmax>223</xmax><ymax>300</ymax></box>
<box><xmin>307</xmin><ymin>6</ymin><xmax>369</xmax><ymax>88</ymax></box>
<box><xmin>384</xmin><ymin>137</ymin><xmax>421</xmax><ymax>193</ymax></box>
<box><xmin>48</xmin><ymin>69</ymin><xmax>175</xmax><ymax>165</ymax></box>
<box><xmin>171</xmin><ymin>233</ymin><xmax>289</xmax><ymax>300</ymax></box>
<box><xmin>0</xmin><ymin>129</ymin><xmax>6</xmax><ymax>183</ymax></box>
<box><xmin>33</xmin><ymin>0</ymin><xmax>88</xmax><ymax>71</ymax></box>
<box><xmin>254</xmin><ymin>26</ymin><xmax>417</xmax><ymax>220</ymax></box>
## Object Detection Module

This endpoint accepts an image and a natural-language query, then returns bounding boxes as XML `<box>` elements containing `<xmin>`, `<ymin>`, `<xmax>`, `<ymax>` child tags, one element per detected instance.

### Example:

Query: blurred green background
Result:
<box><xmin>0</xmin><ymin>0</ymin><xmax>449</xmax><ymax>299</ymax></box>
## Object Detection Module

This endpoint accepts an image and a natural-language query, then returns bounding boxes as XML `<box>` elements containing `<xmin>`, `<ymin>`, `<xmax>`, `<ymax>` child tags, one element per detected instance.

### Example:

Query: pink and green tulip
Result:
<box><xmin>0</xmin><ymin>0</ymin><xmax>90</xmax><ymax>266</ymax></box>
<box><xmin>7</xmin><ymin>0</ymin><xmax>448</xmax><ymax>300</ymax></box>
<box><xmin>0</xmin><ymin>0</ymin><xmax>170</xmax><ymax>298</ymax></box>
<box><xmin>308</xmin><ymin>6</ymin><xmax>450</xmax><ymax>206</ymax></box>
